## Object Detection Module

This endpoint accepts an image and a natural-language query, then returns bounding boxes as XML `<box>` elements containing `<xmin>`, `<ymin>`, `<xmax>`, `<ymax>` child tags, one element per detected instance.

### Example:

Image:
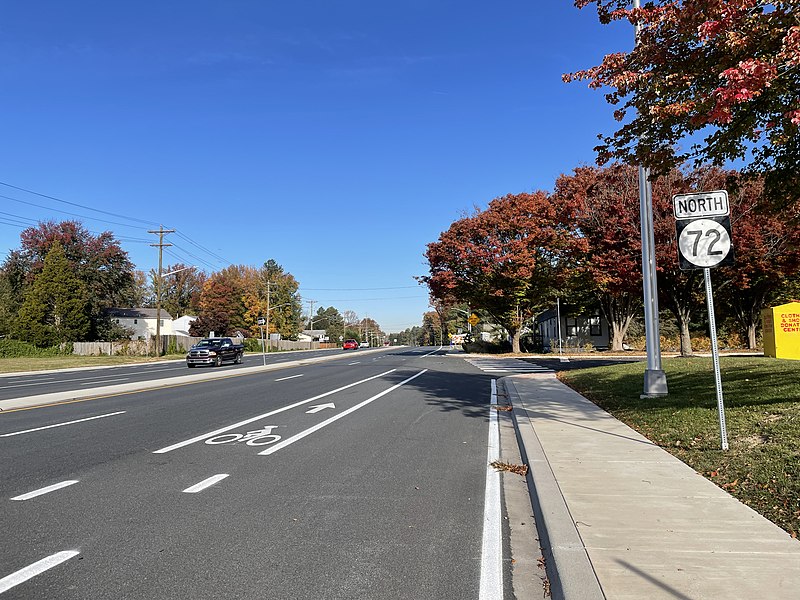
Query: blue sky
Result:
<box><xmin>0</xmin><ymin>1</ymin><xmax>630</xmax><ymax>333</ymax></box>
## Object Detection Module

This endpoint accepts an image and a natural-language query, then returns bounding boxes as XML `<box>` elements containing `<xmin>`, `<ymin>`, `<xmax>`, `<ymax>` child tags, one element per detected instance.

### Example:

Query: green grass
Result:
<box><xmin>0</xmin><ymin>354</ymin><xmax>188</xmax><ymax>373</ymax></box>
<box><xmin>559</xmin><ymin>356</ymin><xmax>800</xmax><ymax>537</ymax></box>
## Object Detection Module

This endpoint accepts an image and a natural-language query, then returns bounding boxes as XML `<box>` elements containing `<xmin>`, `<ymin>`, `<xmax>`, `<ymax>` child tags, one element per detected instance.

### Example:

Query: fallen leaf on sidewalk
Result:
<box><xmin>492</xmin><ymin>404</ymin><xmax>513</xmax><ymax>411</ymax></box>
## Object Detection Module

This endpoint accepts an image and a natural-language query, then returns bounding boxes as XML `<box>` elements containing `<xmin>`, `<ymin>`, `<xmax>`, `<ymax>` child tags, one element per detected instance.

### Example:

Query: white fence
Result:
<box><xmin>71</xmin><ymin>337</ymin><xmax>332</xmax><ymax>356</ymax></box>
<box><xmin>71</xmin><ymin>336</ymin><xmax>202</xmax><ymax>356</ymax></box>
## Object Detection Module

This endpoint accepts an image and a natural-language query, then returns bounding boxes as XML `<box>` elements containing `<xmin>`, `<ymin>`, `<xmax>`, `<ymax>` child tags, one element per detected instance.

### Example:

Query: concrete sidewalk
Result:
<box><xmin>503</xmin><ymin>373</ymin><xmax>800</xmax><ymax>600</ymax></box>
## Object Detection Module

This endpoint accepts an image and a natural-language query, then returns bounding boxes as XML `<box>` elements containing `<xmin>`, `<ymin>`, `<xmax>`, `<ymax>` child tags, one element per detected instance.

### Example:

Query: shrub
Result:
<box><xmin>0</xmin><ymin>339</ymin><xmax>64</xmax><ymax>358</ymax></box>
<box><xmin>463</xmin><ymin>339</ymin><xmax>512</xmax><ymax>354</ymax></box>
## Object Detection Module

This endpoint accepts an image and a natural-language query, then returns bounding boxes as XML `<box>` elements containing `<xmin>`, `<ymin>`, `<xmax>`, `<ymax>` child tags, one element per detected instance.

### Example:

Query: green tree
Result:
<box><xmin>14</xmin><ymin>220</ymin><xmax>135</xmax><ymax>339</ymax></box>
<box><xmin>15</xmin><ymin>241</ymin><xmax>90</xmax><ymax>347</ymax></box>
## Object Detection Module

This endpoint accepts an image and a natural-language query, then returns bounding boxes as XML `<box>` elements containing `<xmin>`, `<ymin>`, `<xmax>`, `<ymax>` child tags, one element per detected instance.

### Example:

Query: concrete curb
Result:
<box><xmin>503</xmin><ymin>376</ymin><xmax>604</xmax><ymax>600</ymax></box>
<box><xmin>0</xmin><ymin>347</ymin><xmax>389</xmax><ymax>411</ymax></box>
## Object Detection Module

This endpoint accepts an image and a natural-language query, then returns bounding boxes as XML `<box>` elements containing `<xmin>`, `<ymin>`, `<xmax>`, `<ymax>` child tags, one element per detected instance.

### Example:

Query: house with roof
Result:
<box><xmin>106</xmin><ymin>308</ymin><xmax>174</xmax><ymax>340</ymax></box>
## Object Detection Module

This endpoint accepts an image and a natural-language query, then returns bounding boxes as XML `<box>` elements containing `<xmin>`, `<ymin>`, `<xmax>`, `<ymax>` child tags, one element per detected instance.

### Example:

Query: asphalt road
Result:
<box><xmin>0</xmin><ymin>348</ymin><xmax>350</xmax><ymax>402</ymax></box>
<box><xmin>0</xmin><ymin>347</ymin><xmax>512</xmax><ymax>599</ymax></box>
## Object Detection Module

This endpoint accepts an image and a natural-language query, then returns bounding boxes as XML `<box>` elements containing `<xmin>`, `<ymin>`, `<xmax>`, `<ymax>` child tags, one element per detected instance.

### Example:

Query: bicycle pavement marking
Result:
<box><xmin>153</xmin><ymin>369</ymin><xmax>397</xmax><ymax>454</ymax></box>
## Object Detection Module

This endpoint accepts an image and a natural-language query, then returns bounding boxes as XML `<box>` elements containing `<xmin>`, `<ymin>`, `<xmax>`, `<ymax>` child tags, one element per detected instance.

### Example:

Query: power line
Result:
<box><xmin>0</xmin><ymin>180</ymin><xmax>160</xmax><ymax>226</ymax></box>
<box><xmin>0</xmin><ymin>193</ymin><xmax>147</xmax><ymax>230</ymax></box>
<box><xmin>299</xmin><ymin>285</ymin><xmax>421</xmax><ymax>291</ymax></box>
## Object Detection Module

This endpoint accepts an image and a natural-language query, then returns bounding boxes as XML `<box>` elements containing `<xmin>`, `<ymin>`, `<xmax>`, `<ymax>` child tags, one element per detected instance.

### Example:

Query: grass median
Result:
<box><xmin>0</xmin><ymin>354</ymin><xmax>188</xmax><ymax>374</ymax></box>
<box><xmin>558</xmin><ymin>356</ymin><xmax>800</xmax><ymax>537</ymax></box>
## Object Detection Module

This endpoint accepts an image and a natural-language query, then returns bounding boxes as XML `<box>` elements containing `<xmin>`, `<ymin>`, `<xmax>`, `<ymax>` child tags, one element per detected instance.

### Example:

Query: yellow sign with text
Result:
<box><xmin>468</xmin><ymin>314</ymin><xmax>480</xmax><ymax>326</ymax></box>
<box><xmin>762</xmin><ymin>302</ymin><xmax>800</xmax><ymax>360</ymax></box>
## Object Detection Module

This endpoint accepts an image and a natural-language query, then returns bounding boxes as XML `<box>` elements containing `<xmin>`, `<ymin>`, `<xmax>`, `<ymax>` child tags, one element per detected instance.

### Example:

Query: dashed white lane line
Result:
<box><xmin>275</xmin><ymin>374</ymin><xmax>304</xmax><ymax>382</ymax></box>
<box><xmin>183</xmin><ymin>474</ymin><xmax>229</xmax><ymax>493</ymax></box>
<box><xmin>0</xmin><ymin>411</ymin><xmax>126</xmax><ymax>438</ymax></box>
<box><xmin>348</xmin><ymin>362</ymin><xmax>360</xmax><ymax>365</ymax></box>
<box><xmin>0</xmin><ymin>550</ymin><xmax>80</xmax><ymax>594</ymax></box>
<box><xmin>259</xmin><ymin>369</ymin><xmax>427</xmax><ymax>455</ymax></box>
<box><xmin>79</xmin><ymin>377</ymin><xmax>129</xmax><ymax>386</ymax></box>
<box><xmin>479</xmin><ymin>379</ymin><xmax>502</xmax><ymax>599</ymax></box>
<box><xmin>11</xmin><ymin>480</ymin><xmax>79</xmax><ymax>501</ymax></box>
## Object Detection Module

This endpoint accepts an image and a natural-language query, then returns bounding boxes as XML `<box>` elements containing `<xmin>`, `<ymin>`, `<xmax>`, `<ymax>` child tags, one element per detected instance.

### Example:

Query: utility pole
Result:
<box><xmin>307</xmin><ymin>299</ymin><xmax>316</xmax><ymax>331</ymax></box>
<box><xmin>633</xmin><ymin>0</ymin><xmax>668</xmax><ymax>397</ymax></box>
<box><xmin>265</xmin><ymin>280</ymin><xmax>271</xmax><ymax>353</ymax></box>
<box><xmin>148</xmin><ymin>226</ymin><xmax>175</xmax><ymax>356</ymax></box>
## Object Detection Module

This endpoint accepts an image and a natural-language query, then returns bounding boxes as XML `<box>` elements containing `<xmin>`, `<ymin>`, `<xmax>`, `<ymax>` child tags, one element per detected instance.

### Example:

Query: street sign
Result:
<box><xmin>673</xmin><ymin>190</ymin><xmax>729</xmax><ymax>219</ymax></box>
<box><xmin>675</xmin><ymin>216</ymin><xmax>735</xmax><ymax>270</ymax></box>
<box><xmin>257</xmin><ymin>317</ymin><xmax>266</xmax><ymax>326</ymax></box>
<box><xmin>672</xmin><ymin>189</ymin><xmax>733</xmax><ymax>451</ymax></box>
<box><xmin>468</xmin><ymin>313</ymin><xmax>480</xmax><ymax>326</ymax></box>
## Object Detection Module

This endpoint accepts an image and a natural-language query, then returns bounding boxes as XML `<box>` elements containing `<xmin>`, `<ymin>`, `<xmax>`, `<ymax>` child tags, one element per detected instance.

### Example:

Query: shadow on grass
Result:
<box><xmin>560</xmin><ymin>355</ymin><xmax>800</xmax><ymax>411</ymax></box>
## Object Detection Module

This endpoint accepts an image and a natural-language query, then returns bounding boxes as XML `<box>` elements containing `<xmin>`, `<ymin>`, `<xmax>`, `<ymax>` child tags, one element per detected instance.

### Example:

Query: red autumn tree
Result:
<box><xmin>555</xmin><ymin>164</ymin><xmax>645</xmax><ymax>351</ymax></box>
<box><xmin>423</xmin><ymin>191</ymin><xmax>586</xmax><ymax>353</ymax></box>
<box><xmin>716</xmin><ymin>174</ymin><xmax>800</xmax><ymax>348</ymax></box>
<box><xmin>566</xmin><ymin>1</ymin><xmax>800</xmax><ymax>204</ymax></box>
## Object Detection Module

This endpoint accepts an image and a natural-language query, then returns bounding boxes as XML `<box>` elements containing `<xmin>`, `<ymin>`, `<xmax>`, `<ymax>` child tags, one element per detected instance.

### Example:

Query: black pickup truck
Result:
<box><xmin>186</xmin><ymin>337</ymin><xmax>244</xmax><ymax>367</ymax></box>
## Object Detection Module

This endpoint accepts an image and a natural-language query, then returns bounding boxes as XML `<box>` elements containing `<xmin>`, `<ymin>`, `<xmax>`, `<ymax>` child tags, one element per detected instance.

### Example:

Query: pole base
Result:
<box><xmin>641</xmin><ymin>369</ymin><xmax>668</xmax><ymax>398</ymax></box>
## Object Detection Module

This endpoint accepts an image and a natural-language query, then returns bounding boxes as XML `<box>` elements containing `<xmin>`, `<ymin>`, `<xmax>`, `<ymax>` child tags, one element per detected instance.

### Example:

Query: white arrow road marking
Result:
<box><xmin>11</xmin><ymin>480</ymin><xmax>79</xmax><ymax>501</ymax></box>
<box><xmin>305</xmin><ymin>403</ymin><xmax>335</xmax><ymax>414</ymax></box>
<box><xmin>275</xmin><ymin>374</ymin><xmax>304</xmax><ymax>382</ymax></box>
<box><xmin>0</xmin><ymin>550</ymin><xmax>80</xmax><ymax>594</ymax></box>
<box><xmin>154</xmin><ymin>369</ymin><xmax>396</xmax><ymax>453</ymax></box>
<box><xmin>259</xmin><ymin>369</ymin><xmax>427</xmax><ymax>456</ymax></box>
<box><xmin>182</xmin><ymin>474</ymin><xmax>229</xmax><ymax>493</ymax></box>
<box><xmin>0</xmin><ymin>411</ymin><xmax>126</xmax><ymax>438</ymax></box>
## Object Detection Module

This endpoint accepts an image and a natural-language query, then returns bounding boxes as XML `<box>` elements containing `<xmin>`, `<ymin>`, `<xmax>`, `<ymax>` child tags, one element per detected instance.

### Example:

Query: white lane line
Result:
<box><xmin>421</xmin><ymin>346</ymin><xmax>444</xmax><ymax>357</ymax></box>
<box><xmin>479</xmin><ymin>379</ymin><xmax>503</xmax><ymax>599</ymax></box>
<box><xmin>0</xmin><ymin>550</ymin><xmax>80</xmax><ymax>594</ymax></box>
<box><xmin>2</xmin><ymin>373</ymin><xmax>131</xmax><ymax>389</ymax></box>
<box><xmin>11</xmin><ymin>480</ymin><xmax>79</xmax><ymax>501</ymax></box>
<box><xmin>79</xmin><ymin>377</ymin><xmax>129</xmax><ymax>386</ymax></box>
<box><xmin>182</xmin><ymin>474</ymin><xmax>229</xmax><ymax>493</ymax></box>
<box><xmin>275</xmin><ymin>374</ymin><xmax>304</xmax><ymax>382</ymax></box>
<box><xmin>259</xmin><ymin>369</ymin><xmax>427</xmax><ymax>456</ymax></box>
<box><xmin>0</xmin><ymin>411</ymin><xmax>126</xmax><ymax>438</ymax></box>
<box><xmin>153</xmin><ymin>369</ymin><xmax>397</xmax><ymax>454</ymax></box>
<box><xmin>348</xmin><ymin>362</ymin><xmax>360</xmax><ymax>365</ymax></box>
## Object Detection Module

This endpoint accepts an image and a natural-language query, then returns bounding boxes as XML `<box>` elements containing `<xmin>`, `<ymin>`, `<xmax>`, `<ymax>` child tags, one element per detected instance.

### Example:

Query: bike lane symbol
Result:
<box><xmin>205</xmin><ymin>426</ymin><xmax>281</xmax><ymax>447</ymax></box>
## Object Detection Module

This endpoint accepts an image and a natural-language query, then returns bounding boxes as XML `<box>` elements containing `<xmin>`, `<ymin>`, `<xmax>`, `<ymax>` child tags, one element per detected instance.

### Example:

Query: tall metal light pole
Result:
<box><xmin>634</xmin><ymin>0</ymin><xmax>668</xmax><ymax>396</ymax></box>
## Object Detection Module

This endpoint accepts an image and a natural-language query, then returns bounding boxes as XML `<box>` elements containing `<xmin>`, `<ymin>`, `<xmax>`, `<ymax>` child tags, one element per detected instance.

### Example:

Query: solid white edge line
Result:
<box><xmin>0</xmin><ymin>411</ymin><xmax>127</xmax><ymax>437</ymax></box>
<box><xmin>182</xmin><ymin>474</ymin><xmax>229</xmax><ymax>493</ymax></box>
<box><xmin>479</xmin><ymin>378</ymin><xmax>503</xmax><ymax>599</ymax></box>
<box><xmin>275</xmin><ymin>374</ymin><xmax>304</xmax><ymax>382</ymax></box>
<box><xmin>11</xmin><ymin>480</ymin><xmax>79</xmax><ymax>501</ymax></box>
<box><xmin>259</xmin><ymin>369</ymin><xmax>428</xmax><ymax>455</ymax></box>
<box><xmin>153</xmin><ymin>369</ymin><xmax>397</xmax><ymax>453</ymax></box>
<box><xmin>0</xmin><ymin>550</ymin><xmax>80</xmax><ymax>594</ymax></box>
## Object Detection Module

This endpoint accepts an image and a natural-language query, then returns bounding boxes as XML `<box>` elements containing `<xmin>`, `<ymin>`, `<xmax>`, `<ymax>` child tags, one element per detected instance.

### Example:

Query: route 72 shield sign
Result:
<box><xmin>673</xmin><ymin>191</ymin><xmax>735</xmax><ymax>271</ymax></box>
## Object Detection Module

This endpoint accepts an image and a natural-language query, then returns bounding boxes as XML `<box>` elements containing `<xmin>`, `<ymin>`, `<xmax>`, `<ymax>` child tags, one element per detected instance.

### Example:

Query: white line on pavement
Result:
<box><xmin>153</xmin><ymin>369</ymin><xmax>397</xmax><ymax>454</ymax></box>
<box><xmin>182</xmin><ymin>474</ymin><xmax>229</xmax><ymax>493</ymax></box>
<box><xmin>0</xmin><ymin>550</ymin><xmax>80</xmax><ymax>594</ymax></box>
<box><xmin>79</xmin><ymin>377</ymin><xmax>129</xmax><ymax>386</ymax></box>
<box><xmin>259</xmin><ymin>369</ymin><xmax>427</xmax><ymax>456</ymax></box>
<box><xmin>275</xmin><ymin>374</ymin><xmax>304</xmax><ymax>382</ymax></box>
<box><xmin>2</xmin><ymin>373</ymin><xmax>133</xmax><ymax>389</ymax></box>
<box><xmin>11</xmin><ymin>480</ymin><xmax>79</xmax><ymax>501</ymax></box>
<box><xmin>0</xmin><ymin>411</ymin><xmax>126</xmax><ymax>438</ymax></box>
<box><xmin>479</xmin><ymin>379</ymin><xmax>502</xmax><ymax>599</ymax></box>
<box><xmin>348</xmin><ymin>362</ymin><xmax>360</xmax><ymax>365</ymax></box>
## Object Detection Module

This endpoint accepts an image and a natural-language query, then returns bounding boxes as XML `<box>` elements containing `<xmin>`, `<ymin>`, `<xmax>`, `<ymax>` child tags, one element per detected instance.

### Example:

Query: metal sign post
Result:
<box><xmin>673</xmin><ymin>190</ymin><xmax>734</xmax><ymax>451</ymax></box>
<box><xmin>703</xmin><ymin>268</ymin><xmax>729</xmax><ymax>450</ymax></box>
<box><xmin>257</xmin><ymin>317</ymin><xmax>267</xmax><ymax>365</ymax></box>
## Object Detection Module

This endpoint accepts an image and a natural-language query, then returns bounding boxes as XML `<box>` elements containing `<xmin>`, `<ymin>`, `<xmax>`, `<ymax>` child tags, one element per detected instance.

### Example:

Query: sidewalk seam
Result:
<box><xmin>503</xmin><ymin>376</ymin><xmax>605</xmax><ymax>600</ymax></box>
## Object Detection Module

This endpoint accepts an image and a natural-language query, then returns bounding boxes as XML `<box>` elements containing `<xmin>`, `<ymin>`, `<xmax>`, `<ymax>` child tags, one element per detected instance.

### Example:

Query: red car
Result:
<box><xmin>342</xmin><ymin>339</ymin><xmax>359</xmax><ymax>350</ymax></box>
